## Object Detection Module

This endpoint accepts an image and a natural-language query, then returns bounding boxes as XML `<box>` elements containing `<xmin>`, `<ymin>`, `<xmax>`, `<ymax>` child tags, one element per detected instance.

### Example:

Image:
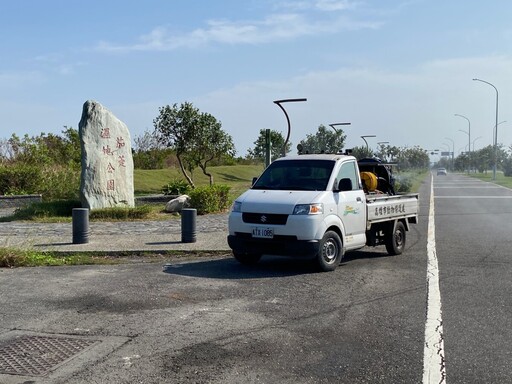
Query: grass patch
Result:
<box><xmin>0</xmin><ymin>248</ymin><xmax>120</xmax><ymax>268</ymax></box>
<box><xmin>469</xmin><ymin>171</ymin><xmax>512</xmax><ymax>188</ymax></box>
<box><xmin>134</xmin><ymin>164</ymin><xmax>264</xmax><ymax>199</ymax></box>
<box><xmin>0</xmin><ymin>248</ymin><xmax>230</xmax><ymax>268</ymax></box>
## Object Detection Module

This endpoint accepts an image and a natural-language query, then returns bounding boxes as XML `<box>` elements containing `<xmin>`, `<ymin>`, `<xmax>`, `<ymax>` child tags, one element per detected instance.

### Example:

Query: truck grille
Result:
<box><xmin>242</xmin><ymin>212</ymin><xmax>288</xmax><ymax>225</ymax></box>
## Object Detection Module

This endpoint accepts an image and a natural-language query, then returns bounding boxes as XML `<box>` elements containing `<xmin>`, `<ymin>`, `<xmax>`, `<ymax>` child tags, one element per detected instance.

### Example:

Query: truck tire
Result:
<box><xmin>233</xmin><ymin>252</ymin><xmax>262</xmax><ymax>266</ymax></box>
<box><xmin>385</xmin><ymin>221</ymin><xmax>406</xmax><ymax>255</ymax></box>
<box><xmin>316</xmin><ymin>231</ymin><xmax>343</xmax><ymax>272</ymax></box>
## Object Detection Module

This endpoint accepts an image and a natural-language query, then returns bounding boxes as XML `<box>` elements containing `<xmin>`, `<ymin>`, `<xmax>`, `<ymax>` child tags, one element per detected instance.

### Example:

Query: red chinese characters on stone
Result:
<box><xmin>116</xmin><ymin>137</ymin><xmax>125</xmax><ymax>149</ymax></box>
<box><xmin>107</xmin><ymin>162</ymin><xmax>115</xmax><ymax>173</ymax></box>
<box><xmin>100</xmin><ymin>131</ymin><xmax>128</xmax><ymax>193</ymax></box>
<box><xmin>102</xmin><ymin>145</ymin><xmax>113</xmax><ymax>156</ymax></box>
<box><xmin>100</xmin><ymin>127</ymin><xmax>111</xmax><ymax>139</ymax></box>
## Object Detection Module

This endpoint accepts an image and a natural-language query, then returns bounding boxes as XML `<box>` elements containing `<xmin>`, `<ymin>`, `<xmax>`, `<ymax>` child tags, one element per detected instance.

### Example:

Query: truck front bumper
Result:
<box><xmin>227</xmin><ymin>233</ymin><xmax>320</xmax><ymax>257</ymax></box>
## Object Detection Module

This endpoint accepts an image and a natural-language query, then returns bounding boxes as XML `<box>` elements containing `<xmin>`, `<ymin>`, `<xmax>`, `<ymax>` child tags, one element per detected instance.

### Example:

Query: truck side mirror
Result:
<box><xmin>338</xmin><ymin>178</ymin><xmax>353</xmax><ymax>191</ymax></box>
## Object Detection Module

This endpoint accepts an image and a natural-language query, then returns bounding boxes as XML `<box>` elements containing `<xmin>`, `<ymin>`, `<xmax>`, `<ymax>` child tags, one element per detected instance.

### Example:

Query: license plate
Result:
<box><xmin>252</xmin><ymin>227</ymin><xmax>274</xmax><ymax>239</ymax></box>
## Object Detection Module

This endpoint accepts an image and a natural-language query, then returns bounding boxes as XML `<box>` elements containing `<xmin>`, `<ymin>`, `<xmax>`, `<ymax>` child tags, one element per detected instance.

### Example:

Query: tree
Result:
<box><xmin>396</xmin><ymin>146</ymin><xmax>430</xmax><ymax>169</ymax></box>
<box><xmin>132</xmin><ymin>129</ymin><xmax>171</xmax><ymax>169</ymax></box>
<box><xmin>297</xmin><ymin>125</ymin><xmax>346</xmax><ymax>154</ymax></box>
<box><xmin>246</xmin><ymin>129</ymin><xmax>290</xmax><ymax>162</ymax></box>
<box><xmin>349</xmin><ymin>146</ymin><xmax>374</xmax><ymax>160</ymax></box>
<box><xmin>153</xmin><ymin>102</ymin><xmax>235</xmax><ymax>187</ymax></box>
<box><xmin>186</xmin><ymin>112</ymin><xmax>236</xmax><ymax>185</ymax></box>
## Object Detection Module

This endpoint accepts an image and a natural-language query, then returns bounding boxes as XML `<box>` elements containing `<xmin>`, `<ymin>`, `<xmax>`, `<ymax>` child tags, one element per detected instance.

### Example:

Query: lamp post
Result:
<box><xmin>361</xmin><ymin>135</ymin><xmax>376</xmax><ymax>152</ymax></box>
<box><xmin>458</xmin><ymin>129</ymin><xmax>470</xmax><ymax>173</ymax></box>
<box><xmin>273</xmin><ymin>98</ymin><xmax>307</xmax><ymax>157</ymax></box>
<box><xmin>455</xmin><ymin>114</ymin><xmax>471</xmax><ymax>173</ymax></box>
<box><xmin>444</xmin><ymin>137</ymin><xmax>454</xmax><ymax>171</ymax></box>
<box><xmin>472</xmin><ymin>136</ymin><xmax>482</xmax><ymax>151</ymax></box>
<box><xmin>329</xmin><ymin>122</ymin><xmax>351</xmax><ymax>133</ymax></box>
<box><xmin>473</xmin><ymin>78</ymin><xmax>499</xmax><ymax>180</ymax></box>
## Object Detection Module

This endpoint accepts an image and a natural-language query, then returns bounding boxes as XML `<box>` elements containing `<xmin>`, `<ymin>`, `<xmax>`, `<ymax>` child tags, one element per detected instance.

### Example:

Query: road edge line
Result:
<box><xmin>423</xmin><ymin>173</ymin><xmax>447</xmax><ymax>384</ymax></box>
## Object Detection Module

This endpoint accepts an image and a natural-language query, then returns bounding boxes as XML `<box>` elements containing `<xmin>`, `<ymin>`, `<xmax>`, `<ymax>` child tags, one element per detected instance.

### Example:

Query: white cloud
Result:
<box><xmin>278</xmin><ymin>0</ymin><xmax>359</xmax><ymax>12</ymax></box>
<box><xmin>96</xmin><ymin>4</ymin><xmax>381</xmax><ymax>52</ymax></box>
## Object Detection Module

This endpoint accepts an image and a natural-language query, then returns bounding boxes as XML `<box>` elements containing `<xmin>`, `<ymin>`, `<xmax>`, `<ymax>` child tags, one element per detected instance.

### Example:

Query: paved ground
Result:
<box><xmin>0</xmin><ymin>209</ymin><xmax>231</xmax><ymax>252</ymax></box>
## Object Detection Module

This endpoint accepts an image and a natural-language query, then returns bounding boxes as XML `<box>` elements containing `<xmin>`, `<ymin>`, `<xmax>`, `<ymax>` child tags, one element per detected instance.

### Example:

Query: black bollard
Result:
<box><xmin>181</xmin><ymin>208</ymin><xmax>197</xmax><ymax>243</ymax></box>
<box><xmin>72</xmin><ymin>208</ymin><xmax>90</xmax><ymax>244</ymax></box>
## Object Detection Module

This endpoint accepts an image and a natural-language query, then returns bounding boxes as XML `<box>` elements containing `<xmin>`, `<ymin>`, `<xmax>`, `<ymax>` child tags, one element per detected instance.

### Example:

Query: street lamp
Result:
<box><xmin>458</xmin><ymin>129</ymin><xmax>470</xmax><ymax>173</ymax></box>
<box><xmin>473</xmin><ymin>78</ymin><xmax>499</xmax><ymax>180</ymax></box>
<box><xmin>329</xmin><ymin>122</ymin><xmax>351</xmax><ymax>133</ymax></box>
<box><xmin>273</xmin><ymin>98</ymin><xmax>307</xmax><ymax>157</ymax></box>
<box><xmin>493</xmin><ymin>121</ymin><xmax>507</xmax><ymax>148</ymax></box>
<box><xmin>444</xmin><ymin>137</ymin><xmax>454</xmax><ymax>170</ymax></box>
<box><xmin>455</xmin><ymin>114</ymin><xmax>471</xmax><ymax>173</ymax></box>
<box><xmin>361</xmin><ymin>135</ymin><xmax>376</xmax><ymax>151</ymax></box>
<box><xmin>472</xmin><ymin>136</ymin><xmax>482</xmax><ymax>151</ymax></box>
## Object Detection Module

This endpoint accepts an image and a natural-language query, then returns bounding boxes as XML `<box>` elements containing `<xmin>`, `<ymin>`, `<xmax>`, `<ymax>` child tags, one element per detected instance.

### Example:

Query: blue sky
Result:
<box><xmin>1</xmin><ymin>0</ymin><xmax>512</xmax><ymax>158</ymax></box>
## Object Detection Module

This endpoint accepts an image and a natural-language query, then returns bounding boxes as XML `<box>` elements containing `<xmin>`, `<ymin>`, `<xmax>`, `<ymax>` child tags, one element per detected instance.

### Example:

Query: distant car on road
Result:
<box><xmin>437</xmin><ymin>167</ymin><xmax>447</xmax><ymax>176</ymax></box>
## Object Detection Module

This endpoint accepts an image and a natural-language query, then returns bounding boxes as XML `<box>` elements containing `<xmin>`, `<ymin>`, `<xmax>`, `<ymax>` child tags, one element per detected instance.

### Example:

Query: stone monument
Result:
<box><xmin>78</xmin><ymin>100</ymin><xmax>135</xmax><ymax>209</ymax></box>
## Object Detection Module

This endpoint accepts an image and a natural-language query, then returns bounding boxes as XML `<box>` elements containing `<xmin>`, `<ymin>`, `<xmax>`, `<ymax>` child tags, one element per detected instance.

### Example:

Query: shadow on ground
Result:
<box><xmin>162</xmin><ymin>248</ymin><xmax>392</xmax><ymax>280</ymax></box>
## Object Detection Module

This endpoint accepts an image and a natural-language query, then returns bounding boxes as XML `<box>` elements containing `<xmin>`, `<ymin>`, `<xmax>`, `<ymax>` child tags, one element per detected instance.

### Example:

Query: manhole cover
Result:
<box><xmin>0</xmin><ymin>335</ymin><xmax>99</xmax><ymax>377</ymax></box>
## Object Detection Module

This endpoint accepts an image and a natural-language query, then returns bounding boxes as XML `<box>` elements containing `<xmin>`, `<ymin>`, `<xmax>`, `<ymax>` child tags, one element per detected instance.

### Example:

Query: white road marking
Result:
<box><xmin>434</xmin><ymin>186</ymin><xmax>503</xmax><ymax>188</ymax></box>
<box><xmin>423</xmin><ymin>175</ymin><xmax>446</xmax><ymax>384</ymax></box>
<box><xmin>435</xmin><ymin>196</ymin><xmax>512</xmax><ymax>199</ymax></box>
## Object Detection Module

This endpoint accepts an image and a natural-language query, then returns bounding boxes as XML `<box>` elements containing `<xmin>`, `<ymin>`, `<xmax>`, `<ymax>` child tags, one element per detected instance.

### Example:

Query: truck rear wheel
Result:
<box><xmin>316</xmin><ymin>231</ymin><xmax>343</xmax><ymax>272</ymax></box>
<box><xmin>385</xmin><ymin>221</ymin><xmax>406</xmax><ymax>255</ymax></box>
<box><xmin>233</xmin><ymin>252</ymin><xmax>262</xmax><ymax>266</ymax></box>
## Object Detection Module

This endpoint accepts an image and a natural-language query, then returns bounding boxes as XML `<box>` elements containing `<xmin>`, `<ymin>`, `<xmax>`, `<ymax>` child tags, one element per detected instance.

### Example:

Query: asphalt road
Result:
<box><xmin>433</xmin><ymin>172</ymin><xmax>512</xmax><ymax>383</ymax></box>
<box><xmin>0</xmin><ymin>173</ymin><xmax>511</xmax><ymax>383</ymax></box>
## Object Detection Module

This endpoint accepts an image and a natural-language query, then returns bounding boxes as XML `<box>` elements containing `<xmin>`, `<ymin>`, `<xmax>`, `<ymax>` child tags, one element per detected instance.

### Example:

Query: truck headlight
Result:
<box><xmin>232</xmin><ymin>201</ymin><xmax>242</xmax><ymax>213</ymax></box>
<box><xmin>293</xmin><ymin>203</ymin><xmax>323</xmax><ymax>215</ymax></box>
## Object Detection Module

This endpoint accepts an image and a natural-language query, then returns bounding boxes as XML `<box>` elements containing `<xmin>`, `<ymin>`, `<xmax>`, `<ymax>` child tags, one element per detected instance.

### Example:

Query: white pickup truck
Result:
<box><xmin>227</xmin><ymin>154</ymin><xmax>419</xmax><ymax>271</ymax></box>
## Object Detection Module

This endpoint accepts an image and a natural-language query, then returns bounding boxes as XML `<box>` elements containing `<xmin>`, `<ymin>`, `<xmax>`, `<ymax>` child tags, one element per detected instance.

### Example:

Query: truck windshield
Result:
<box><xmin>252</xmin><ymin>159</ymin><xmax>335</xmax><ymax>191</ymax></box>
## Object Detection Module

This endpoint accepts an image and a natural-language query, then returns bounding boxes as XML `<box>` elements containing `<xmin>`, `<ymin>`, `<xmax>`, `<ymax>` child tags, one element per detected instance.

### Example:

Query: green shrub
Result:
<box><xmin>0</xmin><ymin>164</ymin><xmax>43</xmax><ymax>195</ymax></box>
<box><xmin>39</xmin><ymin>165</ymin><xmax>80</xmax><ymax>200</ymax></box>
<box><xmin>189</xmin><ymin>184</ymin><xmax>231</xmax><ymax>214</ymax></box>
<box><xmin>0</xmin><ymin>163</ymin><xmax>79</xmax><ymax>200</ymax></box>
<box><xmin>11</xmin><ymin>200</ymin><xmax>81</xmax><ymax>220</ymax></box>
<box><xmin>394</xmin><ymin>176</ymin><xmax>412</xmax><ymax>193</ymax></box>
<box><xmin>162</xmin><ymin>179</ymin><xmax>192</xmax><ymax>195</ymax></box>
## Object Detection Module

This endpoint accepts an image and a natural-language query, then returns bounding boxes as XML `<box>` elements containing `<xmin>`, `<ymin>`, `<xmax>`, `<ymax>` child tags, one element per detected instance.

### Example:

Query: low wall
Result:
<box><xmin>0</xmin><ymin>194</ymin><xmax>43</xmax><ymax>208</ymax></box>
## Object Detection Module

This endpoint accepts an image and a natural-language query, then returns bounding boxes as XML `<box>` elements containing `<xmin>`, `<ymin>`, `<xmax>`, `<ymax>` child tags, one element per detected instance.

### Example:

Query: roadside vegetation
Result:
<box><xmin>469</xmin><ymin>171</ymin><xmax>512</xmax><ymax>188</ymax></box>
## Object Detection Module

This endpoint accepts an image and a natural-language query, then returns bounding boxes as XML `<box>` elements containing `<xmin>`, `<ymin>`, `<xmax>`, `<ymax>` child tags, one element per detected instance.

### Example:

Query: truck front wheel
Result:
<box><xmin>233</xmin><ymin>252</ymin><xmax>262</xmax><ymax>266</ymax></box>
<box><xmin>385</xmin><ymin>221</ymin><xmax>406</xmax><ymax>255</ymax></box>
<box><xmin>316</xmin><ymin>231</ymin><xmax>343</xmax><ymax>272</ymax></box>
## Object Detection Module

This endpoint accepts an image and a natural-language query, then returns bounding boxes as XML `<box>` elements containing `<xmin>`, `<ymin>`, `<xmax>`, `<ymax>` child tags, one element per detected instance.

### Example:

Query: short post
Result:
<box><xmin>181</xmin><ymin>208</ymin><xmax>197</xmax><ymax>243</ymax></box>
<box><xmin>72</xmin><ymin>208</ymin><xmax>90</xmax><ymax>244</ymax></box>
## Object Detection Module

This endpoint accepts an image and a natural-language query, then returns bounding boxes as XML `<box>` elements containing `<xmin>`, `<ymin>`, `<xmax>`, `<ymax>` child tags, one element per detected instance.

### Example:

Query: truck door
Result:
<box><xmin>334</xmin><ymin>161</ymin><xmax>367</xmax><ymax>249</ymax></box>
